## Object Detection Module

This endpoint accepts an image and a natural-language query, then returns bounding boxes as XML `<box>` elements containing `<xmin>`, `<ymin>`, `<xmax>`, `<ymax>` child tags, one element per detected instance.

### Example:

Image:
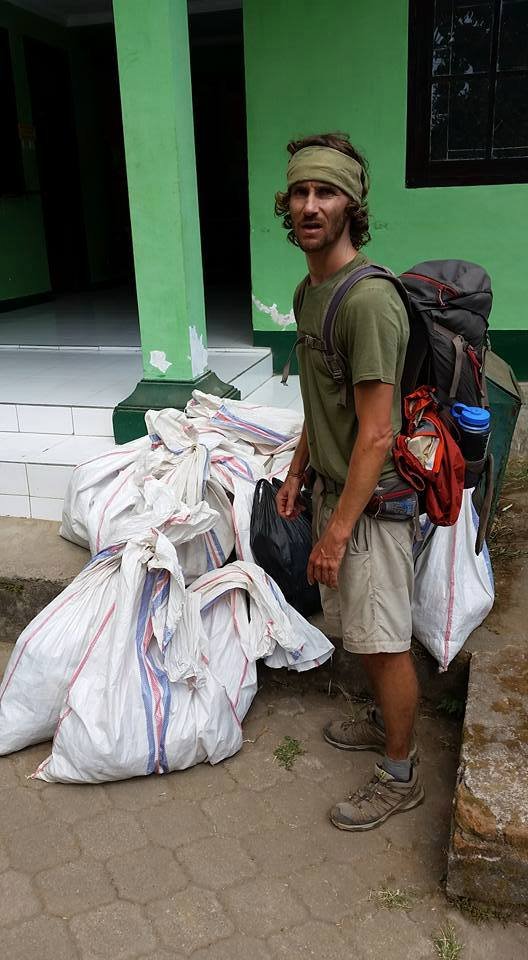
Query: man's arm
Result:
<box><xmin>307</xmin><ymin>380</ymin><xmax>394</xmax><ymax>588</ymax></box>
<box><xmin>276</xmin><ymin>423</ymin><xmax>310</xmax><ymax>519</ymax></box>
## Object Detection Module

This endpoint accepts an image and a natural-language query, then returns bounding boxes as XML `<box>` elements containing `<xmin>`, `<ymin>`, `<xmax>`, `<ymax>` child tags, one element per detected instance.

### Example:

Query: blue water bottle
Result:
<box><xmin>451</xmin><ymin>403</ymin><xmax>491</xmax><ymax>461</ymax></box>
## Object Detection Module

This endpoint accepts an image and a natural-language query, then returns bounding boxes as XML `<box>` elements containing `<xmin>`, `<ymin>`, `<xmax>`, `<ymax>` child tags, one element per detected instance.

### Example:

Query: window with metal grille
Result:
<box><xmin>406</xmin><ymin>1</ymin><xmax>528</xmax><ymax>186</ymax></box>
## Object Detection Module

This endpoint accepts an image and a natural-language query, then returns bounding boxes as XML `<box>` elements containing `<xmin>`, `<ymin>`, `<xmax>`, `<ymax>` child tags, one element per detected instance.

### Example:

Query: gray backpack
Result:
<box><xmin>285</xmin><ymin>258</ymin><xmax>494</xmax><ymax>550</ymax></box>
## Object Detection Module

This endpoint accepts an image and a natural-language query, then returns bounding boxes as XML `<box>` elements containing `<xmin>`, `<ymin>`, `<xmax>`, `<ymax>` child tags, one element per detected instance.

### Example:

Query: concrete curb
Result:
<box><xmin>0</xmin><ymin>517</ymin><xmax>87</xmax><ymax>642</ymax></box>
<box><xmin>447</xmin><ymin>643</ymin><xmax>528</xmax><ymax>916</ymax></box>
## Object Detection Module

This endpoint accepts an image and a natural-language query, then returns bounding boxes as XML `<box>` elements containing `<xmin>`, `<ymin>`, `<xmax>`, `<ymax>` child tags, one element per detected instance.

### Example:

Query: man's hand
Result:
<box><xmin>307</xmin><ymin>520</ymin><xmax>349</xmax><ymax>589</ymax></box>
<box><xmin>276</xmin><ymin>475</ymin><xmax>305</xmax><ymax>520</ymax></box>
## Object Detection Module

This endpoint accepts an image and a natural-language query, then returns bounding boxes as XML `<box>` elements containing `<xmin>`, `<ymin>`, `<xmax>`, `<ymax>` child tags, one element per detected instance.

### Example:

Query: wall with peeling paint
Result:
<box><xmin>244</xmin><ymin>0</ymin><xmax>528</xmax><ymax>341</ymax></box>
<box><xmin>113</xmin><ymin>0</ymin><xmax>207</xmax><ymax>383</ymax></box>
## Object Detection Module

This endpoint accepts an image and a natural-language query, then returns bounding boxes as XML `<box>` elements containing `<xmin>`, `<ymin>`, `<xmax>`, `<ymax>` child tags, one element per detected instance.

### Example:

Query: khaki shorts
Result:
<box><xmin>313</xmin><ymin>487</ymin><xmax>414</xmax><ymax>655</ymax></box>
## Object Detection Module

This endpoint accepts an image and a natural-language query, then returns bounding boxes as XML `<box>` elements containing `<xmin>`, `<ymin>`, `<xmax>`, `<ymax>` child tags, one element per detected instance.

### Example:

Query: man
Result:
<box><xmin>275</xmin><ymin>133</ymin><xmax>424</xmax><ymax>830</ymax></box>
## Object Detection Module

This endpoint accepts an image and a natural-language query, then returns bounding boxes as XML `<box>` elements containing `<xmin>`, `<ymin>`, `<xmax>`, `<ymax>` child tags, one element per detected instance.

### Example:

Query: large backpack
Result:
<box><xmin>286</xmin><ymin>259</ymin><xmax>494</xmax><ymax>547</ymax></box>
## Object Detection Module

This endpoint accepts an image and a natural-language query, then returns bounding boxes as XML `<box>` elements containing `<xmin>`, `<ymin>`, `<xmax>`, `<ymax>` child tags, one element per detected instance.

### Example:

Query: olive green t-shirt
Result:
<box><xmin>295</xmin><ymin>252</ymin><xmax>409</xmax><ymax>485</ymax></box>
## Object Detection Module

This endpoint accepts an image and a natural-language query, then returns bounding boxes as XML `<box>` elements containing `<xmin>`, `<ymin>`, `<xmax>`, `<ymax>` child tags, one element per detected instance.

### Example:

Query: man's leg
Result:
<box><xmin>362</xmin><ymin>650</ymin><xmax>418</xmax><ymax>762</ymax></box>
<box><xmin>328</xmin><ymin>650</ymin><xmax>424</xmax><ymax>832</ymax></box>
<box><xmin>323</xmin><ymin>514</ymin><xmax>425</xmax><ymax>829</ymax></box>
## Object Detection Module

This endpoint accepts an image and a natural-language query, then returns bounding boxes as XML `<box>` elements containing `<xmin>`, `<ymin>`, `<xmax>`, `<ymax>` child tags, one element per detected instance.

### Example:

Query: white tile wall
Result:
<box><xmin>33</xmin><ymin>436</ymin><xmax>115</xmax><ymax>465</ymax></box>
<box><xmin>0</xmin><ymin>462</ymin><xmax>28</xmax><ymax>496</ymax></box>
<box><xmin>17</xmin><ymin>405</ymin><xmax>73</xmax><ymax>435</ymax></box>
<box><xmin>0</xmin><ymin>433</ymin><xmax>67</xmax><ymax>463</ymax></box>
<box><xmin>72</xmin><ymin>407</ymin><xmax>114</xmax><ymax>437</ymax></box>
<box><xmin>30</xmin><ymin>497</ymin><xmax>64</xmax><ymax>521</ymax></box>
<box><xmin>0</xmin><ymin>405</ymin><xmax>18</xmax><ymax>431</ymax></box>
<box><xmin>0</xmin><ymin>494</ymin><xmax>31</xmax><ymax>518</ymax></box>
<box><xmin>26</xmin><ymin>464</ymin><xmax>74</xmax><ymax>499</ymax></box>
<box><xmin>0</xmin><ymin>347</ymin><xmax>296</xmax><ymax>519</ymax></box>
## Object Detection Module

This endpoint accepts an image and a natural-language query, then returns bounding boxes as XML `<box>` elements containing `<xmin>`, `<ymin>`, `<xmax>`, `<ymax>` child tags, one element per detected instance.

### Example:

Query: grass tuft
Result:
<box><xmin>273</xmin><ymin>736</ymin><xmax>304</xmax><ymax>770</ymax></box>
<box><xmin>371</xmin><ymin>886</ymin><xmax>414</xmax><ymax>910</ymax></box>
<box><xmin>432</xmin><ymin>923</ymin><xmax>463</xmax><ymax>960</ymax></box>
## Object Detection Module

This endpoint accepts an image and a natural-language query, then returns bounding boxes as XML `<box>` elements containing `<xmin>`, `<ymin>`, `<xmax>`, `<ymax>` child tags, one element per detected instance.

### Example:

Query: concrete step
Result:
<box><xmin>0</xmin><ymin>517</ymin><xmax>87</xmax><ymax>639</ymax></box>
<box><xmin>447</xmin><ymin>643</ymin><xmax>528</xmax><ymax>917</ymax></box>
<box><xmin>0</xmin><ymin>516</ymin><xmax>472</xmax><ymax>706</ymax></box>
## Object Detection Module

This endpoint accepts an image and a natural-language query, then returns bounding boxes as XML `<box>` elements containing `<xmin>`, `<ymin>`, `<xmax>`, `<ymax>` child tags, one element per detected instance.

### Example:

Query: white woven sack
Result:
<box><xmin>35</xmin><ymin>560</ymin><xmax>333</xmax><ymax>783</ymax></box>
<box><xmin>412</xmin><ymin>489</ymin><xmax>494</xmax><ymax>670</ymax></box>
<box><xmin>186</xmin><ymin>390</ymin><xmax>303</xmax><ymax>452</ymax></box>
<box><xmin>0</xmin><ymin>483</ymin><xmax>216</xmax><ymax>756</ymax></box>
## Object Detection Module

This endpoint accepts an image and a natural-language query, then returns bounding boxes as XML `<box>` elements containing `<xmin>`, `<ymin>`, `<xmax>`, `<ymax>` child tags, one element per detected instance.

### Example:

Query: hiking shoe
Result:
<box><xmin>323</xmin><ymin>704</ymin><xmax>418</xmax><ymax>761</ymax></box>
<box><xmin>330</xmin><ymin>763</ymin><xmax>425</xmax><ymax>832</ymax></box>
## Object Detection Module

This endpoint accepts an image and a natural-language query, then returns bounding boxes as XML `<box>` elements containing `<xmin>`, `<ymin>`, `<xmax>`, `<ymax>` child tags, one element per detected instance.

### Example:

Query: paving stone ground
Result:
<box><xmin>1</xmin><ymin>641</ymin><xmax>526</xmax><ymax>960</ymax></box>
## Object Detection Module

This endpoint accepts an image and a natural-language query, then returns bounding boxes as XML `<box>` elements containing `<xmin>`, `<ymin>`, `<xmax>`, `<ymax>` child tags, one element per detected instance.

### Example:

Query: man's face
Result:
<box><xmin>288</xmin><ymin>180</ymin><xmax>351</xmax><ymax>252</ymax></box>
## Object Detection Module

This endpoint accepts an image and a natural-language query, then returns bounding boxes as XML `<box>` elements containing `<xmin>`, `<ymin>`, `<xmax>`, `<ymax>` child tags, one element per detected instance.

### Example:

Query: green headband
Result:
<box><xmin>286</xmin><ymin>146</ymin><xmax>364</xmax><ymax>204</ymax></box>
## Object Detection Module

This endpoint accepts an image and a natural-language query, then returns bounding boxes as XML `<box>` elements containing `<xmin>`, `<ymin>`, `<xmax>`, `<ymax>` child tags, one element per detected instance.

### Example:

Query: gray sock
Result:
<box><xmin>373</xmin><ymin>706</ymin><xmax>385</xmax><ymax>731</ymax></box>
<box><xmin>381</xmin><ymin>755</ymin><xmax>411</xmax><ymax>782</ymax></box>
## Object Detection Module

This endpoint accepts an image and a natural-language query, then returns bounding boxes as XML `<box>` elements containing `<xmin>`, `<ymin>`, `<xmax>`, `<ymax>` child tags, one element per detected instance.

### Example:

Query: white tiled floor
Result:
<box><xmin>244</xmin><ymin>374</ymin><xmax>303</xmax><ymax>413</ymax></box>
<box><xmin>0</xmin><ymin>347</ymin><xmax>271</xmax><ymax>411</ymax></box>
<box><xmin>0</xmin><ymin>283</ymin><xmax>254</xmax><ymax>349</ymax></box>
<box><xmin>0</xmin><ymin>350</ymin><xmax>142</xmax><ymax>407</ymax></box>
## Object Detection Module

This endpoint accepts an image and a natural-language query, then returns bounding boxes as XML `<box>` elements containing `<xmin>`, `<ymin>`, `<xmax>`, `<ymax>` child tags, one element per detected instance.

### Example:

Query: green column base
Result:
<box><xmin>112</xmin><ymin>370</ymin><xmax>241</xmax><ymax>443</ymax></box>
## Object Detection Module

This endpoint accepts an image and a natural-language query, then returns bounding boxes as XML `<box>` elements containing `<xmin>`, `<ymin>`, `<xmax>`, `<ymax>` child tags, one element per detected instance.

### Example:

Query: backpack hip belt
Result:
<box><xmin>317</xmin><ymin>473</ymin><xmax>417</xmax><ymax>522</ymax></box>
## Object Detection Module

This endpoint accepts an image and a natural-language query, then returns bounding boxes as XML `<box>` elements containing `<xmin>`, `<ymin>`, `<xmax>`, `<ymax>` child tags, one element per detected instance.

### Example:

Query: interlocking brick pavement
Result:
<box><xmin>0</xmin><ymin>636</ymin><xmax>526</xmax><ymax>960</ymax></box>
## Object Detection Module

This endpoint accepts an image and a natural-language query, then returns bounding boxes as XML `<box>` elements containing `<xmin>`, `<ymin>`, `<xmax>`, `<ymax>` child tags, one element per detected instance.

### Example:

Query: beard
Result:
<box><xmin>295</xmin><ymin>208</ymin><xmax>350</xmax><ymax>252</ymax></box>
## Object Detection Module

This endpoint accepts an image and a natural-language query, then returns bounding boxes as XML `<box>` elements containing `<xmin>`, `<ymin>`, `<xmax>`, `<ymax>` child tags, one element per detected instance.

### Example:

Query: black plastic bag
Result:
<box><xmin>250</xmin><ymin>478</ymin><xmax>321</xmax><ymax>617</ymax></box>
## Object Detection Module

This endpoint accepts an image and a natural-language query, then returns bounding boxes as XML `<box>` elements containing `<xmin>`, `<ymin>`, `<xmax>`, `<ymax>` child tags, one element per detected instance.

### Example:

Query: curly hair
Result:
<box><xmin>274</xmin><ymin>132</ymin><xmax>371</xmax><ymax>249</ymax></box>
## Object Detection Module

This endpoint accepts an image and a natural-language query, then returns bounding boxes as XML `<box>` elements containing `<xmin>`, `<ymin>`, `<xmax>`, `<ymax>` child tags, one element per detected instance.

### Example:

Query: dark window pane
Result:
<box><xmin>430</xmin><ymin>79</ymin><xmax>449</xmax><ymax>159</ymax></box>
<box><xmin>499</xmin><ymin>0</ymin><xmax>528</xmax><ymax>70</ymax></box>
<box><xmin>493</xmin><ymin>73</ymin><xmax>528</xmax><ymax>154</ymax></box>
<box><xmin>448</xmin><ymin>75</ymin><xmax>489</xmax><ymax>155</ymax></box>
<box><xmin>433</xmin><ymin>48</ymin><xmax>451</xmax><ymax>74</ymax></box>
<box><xmin>452</xmin><ymin>3</ymin><xmax>494</xmax><ymax>74</ymax></box>
<box><xmin>434</xmin><ymin>0</ymin><xmax>454</xmax><ymax>48</ymax></box>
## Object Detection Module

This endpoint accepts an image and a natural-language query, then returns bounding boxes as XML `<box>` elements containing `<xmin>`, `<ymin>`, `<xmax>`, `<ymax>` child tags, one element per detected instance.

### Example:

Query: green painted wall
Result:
<box><xmin>0</xmin><ymin>195</ymin><xmax>49</xmax><ymax>300</ymax></box>
<box><xmin>244</xmin><ymin>0</ymin><xmax>528</xmax><ymax>344</ymax></box>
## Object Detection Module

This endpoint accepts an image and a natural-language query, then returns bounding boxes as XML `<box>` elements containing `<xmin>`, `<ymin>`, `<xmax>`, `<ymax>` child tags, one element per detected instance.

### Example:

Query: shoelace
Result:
<box><xmin>340</xmin><ymin>708</ymin><xmax>369</xmax><ymax>731</ymax></box>
<box><xmin>348</xmin><ymin>772</ymin><xmax>383</xmax><ymax>803</ymax></box>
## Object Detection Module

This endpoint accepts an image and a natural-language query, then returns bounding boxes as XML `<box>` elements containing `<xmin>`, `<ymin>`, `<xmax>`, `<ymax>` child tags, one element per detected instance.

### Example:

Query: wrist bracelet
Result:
<box><xmin>287</xmin><ymin>470</ymin><xmax>305</xmax><ymax>479</ymax></box>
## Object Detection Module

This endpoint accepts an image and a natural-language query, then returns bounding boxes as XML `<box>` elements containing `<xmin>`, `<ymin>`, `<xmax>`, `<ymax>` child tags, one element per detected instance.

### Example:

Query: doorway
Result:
<box><xmin>24</xmin><ymin>37</ymin><xmax>89</xmax><ymax>294</ymax></box>
<box><xmin>189</xmin><ymin>6</ymin><xmax>253</xmax><ymax>346</ymax></box>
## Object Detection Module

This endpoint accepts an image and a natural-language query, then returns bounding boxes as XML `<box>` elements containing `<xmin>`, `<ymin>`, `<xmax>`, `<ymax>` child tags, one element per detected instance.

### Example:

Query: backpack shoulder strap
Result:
<box><xmin>322</xmin><ymin>264</ymin><xmax>410</xmax><ymax>381</ymax></box>
<box><xmin>292</xmin><ymin>275</ymin><xmax>310</xmax><ymax>324</ymax></box>
<box><xmin>281</xmin><ymin>275</ymin><xmax>320</xmax><ymax>386</ymax></box>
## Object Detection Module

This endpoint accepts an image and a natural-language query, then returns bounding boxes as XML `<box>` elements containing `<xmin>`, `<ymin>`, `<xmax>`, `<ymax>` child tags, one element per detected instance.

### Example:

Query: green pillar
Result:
<box><xmin>112</xmin><ymin>0</ymin><xmax>238</xmax><ymax>443</ymax></box>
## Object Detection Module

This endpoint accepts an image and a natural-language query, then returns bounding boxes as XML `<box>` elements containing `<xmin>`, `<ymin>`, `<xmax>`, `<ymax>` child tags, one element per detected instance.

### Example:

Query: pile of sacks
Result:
<box><xmin>0</xmin><ymin>393</ymin><xmax>334</xmax><ymax>784</ymax></box>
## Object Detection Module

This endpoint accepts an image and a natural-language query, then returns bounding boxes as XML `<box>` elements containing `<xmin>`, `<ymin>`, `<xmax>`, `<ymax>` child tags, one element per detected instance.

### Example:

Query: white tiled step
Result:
<box><xmin>0</xmin><ymin>433</ymin><xmax>115</xmax><ymax>520</ymax></box>
<box><xmin>0</xmin><ymin>372</ymin><xmax>298</xmax><ymax>520</ymax></box>
<box><xmin>0</xmin><ymin>347</ymin><xmax>273</xmax><ymax>438</ymax></box>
